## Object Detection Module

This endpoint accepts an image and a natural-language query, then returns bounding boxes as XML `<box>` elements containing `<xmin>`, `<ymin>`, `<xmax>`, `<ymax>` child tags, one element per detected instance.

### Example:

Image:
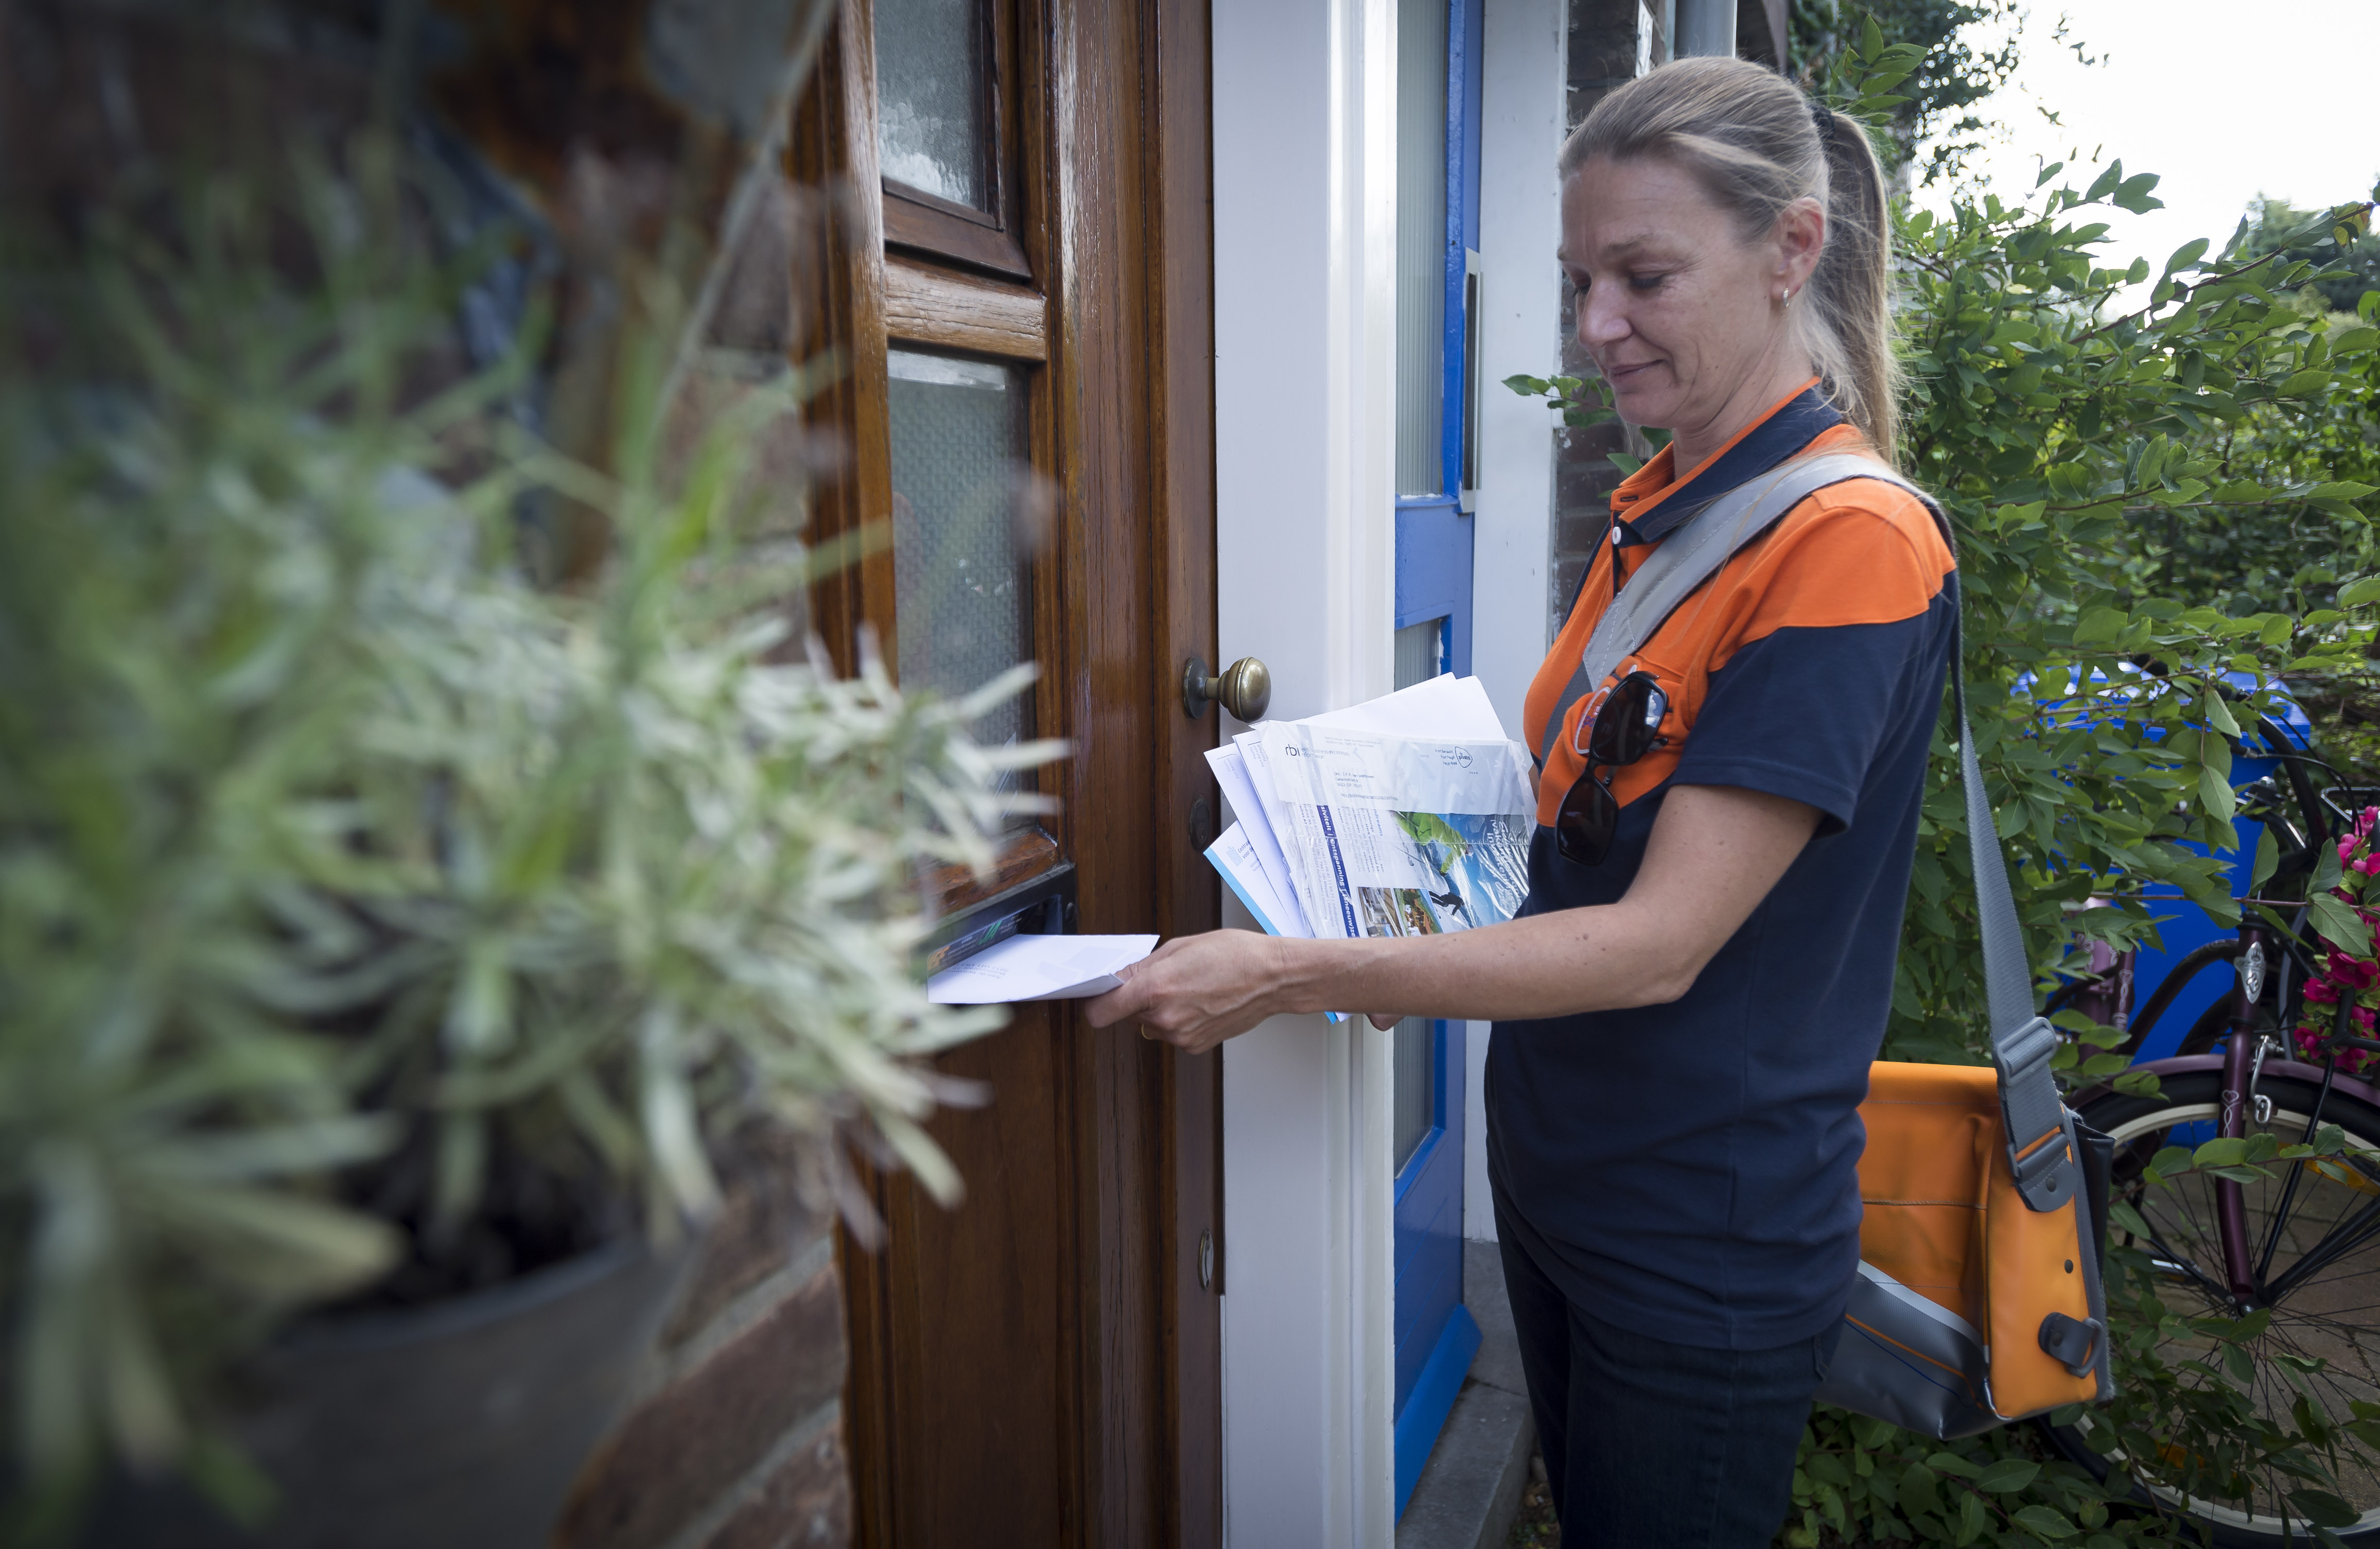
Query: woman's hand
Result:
<box><xmin>1084</xmin><ymin>930</ymin><xmax>1310</xmax><ymax>1054</ymax></box>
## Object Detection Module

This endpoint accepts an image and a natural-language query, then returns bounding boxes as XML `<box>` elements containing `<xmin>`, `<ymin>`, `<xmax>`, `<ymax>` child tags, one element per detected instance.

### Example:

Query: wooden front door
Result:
<box><xmin>792</xmin><ymin>0</ymin><xmax>1221</xmax><ymax>1543</ymax></box>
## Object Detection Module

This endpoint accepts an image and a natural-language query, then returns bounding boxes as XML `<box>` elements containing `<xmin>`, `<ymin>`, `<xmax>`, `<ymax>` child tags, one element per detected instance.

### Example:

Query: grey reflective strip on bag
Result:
<box><xmin>1542</xmin><ymin>452</ymin><xmax>2074</xmax><ymax>1211</ymax></box>
<box><xmin>1827</xmin><ymin>1262</ymin><xmax>1996</xmax><ymax>1440</ymax></box>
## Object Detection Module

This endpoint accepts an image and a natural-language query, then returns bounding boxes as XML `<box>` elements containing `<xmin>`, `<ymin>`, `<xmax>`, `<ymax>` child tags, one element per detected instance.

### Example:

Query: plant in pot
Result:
<box><xmin>0</xmin><ymin>133</ymin><xmax>1051</xmax><ymax>1545</ymax></box>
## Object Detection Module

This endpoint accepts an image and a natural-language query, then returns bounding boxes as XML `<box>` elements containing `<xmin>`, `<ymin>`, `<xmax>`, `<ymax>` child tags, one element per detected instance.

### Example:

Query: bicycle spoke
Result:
<box><xmin>2268</xmin><ymin>1195</ymin><xmax>2380</xmax><ymax>1301</ymax></box>
<box><xmin>2258</xmin><ymin>1082</ymin><xmax>2340</xmax><ymax>1287</ymax></box>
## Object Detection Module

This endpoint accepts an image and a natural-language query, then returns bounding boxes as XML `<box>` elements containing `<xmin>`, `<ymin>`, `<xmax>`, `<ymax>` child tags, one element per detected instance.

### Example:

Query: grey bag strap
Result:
<box><xmin>1536</xmin><ymin>452</ymin><xmax>1891</xmax><ymax>769</ymax></box>
<box><xmin>1541</xmin><ymin>451</ymin><xmax>2076</xmax><ymax>1212</ymax></box>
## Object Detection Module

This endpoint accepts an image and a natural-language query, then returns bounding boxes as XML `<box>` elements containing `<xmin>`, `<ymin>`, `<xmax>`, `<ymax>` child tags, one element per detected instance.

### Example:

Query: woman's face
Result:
<box><xmin>1559</xmin><ymin>155</ymin><xmax>1818</xmax><ymax>446</ymax></box>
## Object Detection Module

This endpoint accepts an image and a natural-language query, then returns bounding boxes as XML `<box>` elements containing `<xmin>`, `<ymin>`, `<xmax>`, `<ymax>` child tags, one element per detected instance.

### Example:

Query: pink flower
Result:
<box><xmin>2307</xmin><ymin>979</ymin><xmax>2343</xmax><ymax>1005</ymax></box>
<box><xmin>2329</xmin><ymin>955</ymin><xmax>2380</xmax><ymax>992</ymax></box>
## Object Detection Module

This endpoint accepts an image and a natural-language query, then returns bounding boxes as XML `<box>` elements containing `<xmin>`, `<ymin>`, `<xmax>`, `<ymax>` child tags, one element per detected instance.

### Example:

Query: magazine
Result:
<box><xmin>1202</xmin><ymin>675</ymin><xmax>1533</xmax><ymax>945</ymax></box>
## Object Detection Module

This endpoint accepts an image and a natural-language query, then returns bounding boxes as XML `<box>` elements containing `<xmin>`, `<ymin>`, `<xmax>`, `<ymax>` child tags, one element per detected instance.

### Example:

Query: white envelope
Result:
<box><xmin>925</xmin><ymin>933</ymin><xmax>1160</xmax><ymax>1004</ymax></box>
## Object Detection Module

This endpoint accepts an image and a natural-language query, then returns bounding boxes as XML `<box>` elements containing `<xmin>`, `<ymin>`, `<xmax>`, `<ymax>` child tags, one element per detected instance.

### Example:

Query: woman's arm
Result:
<box><xmin>1084</xmin><ymin>782</ymin><xmax>1821</xmax><ymax>1053</ymax></box>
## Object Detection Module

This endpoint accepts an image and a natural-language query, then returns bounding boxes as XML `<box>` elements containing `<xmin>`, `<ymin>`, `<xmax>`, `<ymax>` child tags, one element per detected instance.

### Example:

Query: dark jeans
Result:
<box><xmin>1495</xmin><ymin>1206</ymin><xmax>1840</xmax><ymax>1549</ymax></box>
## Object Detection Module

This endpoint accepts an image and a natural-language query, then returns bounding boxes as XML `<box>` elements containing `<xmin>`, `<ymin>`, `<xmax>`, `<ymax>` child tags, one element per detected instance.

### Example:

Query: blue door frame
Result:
<box><xmin>1392</xmin><ymin>0</ymin><xmax>1483</xmax><ymax>675</ymax></box>
<box><xmin>1391</xmin><ymin>0</ymin><xmax>1484</xmax><ymax>1519</ymax></box>
<box><xmin>1393</xmin><ymin>1021</ymin><xmax>1480</xmax><ymax>1515</ymax></box>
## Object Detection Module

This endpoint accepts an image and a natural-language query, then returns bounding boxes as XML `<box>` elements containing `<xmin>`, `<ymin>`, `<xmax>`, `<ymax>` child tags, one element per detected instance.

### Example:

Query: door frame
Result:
<box><xmin>800</xmin><ymin>0</ymin><xmax>1223</xmax><ymax>1541</ymax></box>
<box><xmin>1213</xmin><ymin>0</ymin><xmax>1403</xmax><ymax>1540</ymax></box>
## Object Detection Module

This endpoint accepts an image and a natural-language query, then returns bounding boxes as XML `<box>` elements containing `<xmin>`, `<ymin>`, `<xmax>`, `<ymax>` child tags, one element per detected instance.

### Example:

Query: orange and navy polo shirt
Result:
<box><xmin>1485</xmin><ymin>381</ymin><xmax>1958</xmax><ymax>1351</ymax></box>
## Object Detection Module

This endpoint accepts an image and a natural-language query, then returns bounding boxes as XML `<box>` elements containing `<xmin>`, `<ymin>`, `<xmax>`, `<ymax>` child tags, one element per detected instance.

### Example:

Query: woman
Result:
<box><xmin>1088</xmin><ymin>57</ymin><xmax>1953</xmax><ymax>1548</ymax></box>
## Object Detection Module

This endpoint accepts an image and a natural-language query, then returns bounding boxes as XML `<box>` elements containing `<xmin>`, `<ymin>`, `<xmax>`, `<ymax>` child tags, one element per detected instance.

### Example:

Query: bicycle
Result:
<box><xmin>2039</xmin><ymin>713</ymin><xmax>2380</xmax><ymax>1544</ymax></box>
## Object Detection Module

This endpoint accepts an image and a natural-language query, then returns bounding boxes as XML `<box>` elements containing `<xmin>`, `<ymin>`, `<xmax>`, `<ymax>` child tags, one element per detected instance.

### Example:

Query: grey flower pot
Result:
<box><xmin>87</xmin><ymin>1234</ymin><xmax>695</xmax><ymax>1548</ymax></box>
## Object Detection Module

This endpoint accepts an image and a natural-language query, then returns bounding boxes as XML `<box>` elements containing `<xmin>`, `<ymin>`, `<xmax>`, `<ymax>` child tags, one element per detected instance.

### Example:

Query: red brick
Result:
<box><xmin>662</xmin><ymin>1157</ymin><xmax>831</xmax><ymax>1351</ymax></box>
<box><xmin>554</xmin><ymin>1262</ymin><xmax>847</xmax><ymax>1549</ymax></box>
<box><xmin>699</xmin><ymin>1417</ymin><xmax>852</xmax><ymax>1549</ymax></box>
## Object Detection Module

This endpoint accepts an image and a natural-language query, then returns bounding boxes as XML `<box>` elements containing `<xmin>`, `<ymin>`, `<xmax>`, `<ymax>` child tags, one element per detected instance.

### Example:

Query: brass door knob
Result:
<box><xmin>1181</xmin><ymin>655</ymin><xmax>1271</xmax><ymax>722</ymax></box>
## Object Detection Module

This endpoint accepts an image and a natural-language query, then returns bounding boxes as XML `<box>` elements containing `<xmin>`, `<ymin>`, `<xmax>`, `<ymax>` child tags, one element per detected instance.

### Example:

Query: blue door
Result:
<box><xmin>1391</xmin><ymin>0</ymin><xmax>1484</xmax><ymax>1518</ymax></box>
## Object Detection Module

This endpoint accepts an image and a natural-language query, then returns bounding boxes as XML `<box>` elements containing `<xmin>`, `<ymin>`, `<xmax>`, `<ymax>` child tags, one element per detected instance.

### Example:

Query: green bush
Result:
<box><xmin>0</xmin><ymin>156</ymin><xmax>1045</xmax><ymax>1522</ymax></box>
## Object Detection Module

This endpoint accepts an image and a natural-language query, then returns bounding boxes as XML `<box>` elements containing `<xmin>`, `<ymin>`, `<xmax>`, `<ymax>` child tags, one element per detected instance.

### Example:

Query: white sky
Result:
<box><xmin>1911</xmin><ymin>0</ymin><xmax>2377</xmax><ymax>296</ymax></box>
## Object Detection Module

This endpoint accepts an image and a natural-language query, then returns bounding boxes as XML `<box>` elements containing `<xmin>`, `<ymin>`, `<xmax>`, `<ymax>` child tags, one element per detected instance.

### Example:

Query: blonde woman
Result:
<box><xmin>1092</xmin><ymin>58</ymin><xmax>1946</xmax><ymax>1547</ymax></box>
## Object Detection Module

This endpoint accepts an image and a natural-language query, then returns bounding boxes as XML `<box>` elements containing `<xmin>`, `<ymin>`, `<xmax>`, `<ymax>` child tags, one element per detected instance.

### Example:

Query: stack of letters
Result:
<box><xmin>1203</xmin><ymin>674</ymin><xmax>1536</xmax><ymax>951</ymax></box>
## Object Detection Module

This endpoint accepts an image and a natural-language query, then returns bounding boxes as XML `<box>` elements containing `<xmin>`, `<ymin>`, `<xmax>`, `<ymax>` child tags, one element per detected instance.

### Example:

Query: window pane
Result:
<box><xmin>874</xmin><ymin>0</ymin><xmax>992</xmax><ymax>211</ymax></box>
<box><xmin>1393</xmin><ymin>1017</ymin><xmax>1435</xmax><ymax>1174</ymax></box>
<box><xmin>887</xmin><ymin>350</ymin><xmax>1030</xmax><ymax>762</ymax></box>
<box><xmin>1394</xmin><ymin>617</ymin><xmax>1446</xmax><ymax>689</ymax></box>
<box><xmin>1394</xmin><ymin>0</ymin><xmax>1448</xmax><ymax>496</ymax></box>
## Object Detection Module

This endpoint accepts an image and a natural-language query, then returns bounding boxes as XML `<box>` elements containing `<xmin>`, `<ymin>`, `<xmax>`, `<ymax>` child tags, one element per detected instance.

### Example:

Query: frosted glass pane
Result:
<box><xmin>1395</xmin><ymin>0</ymin><xmax>1448</xmax><ymax>496</ymax></box>
<box><xmin>1393</xmin><ymin>1018</ymin><xmax>1434</xmax><ymax>1174</ymax></box>
<box><xmin>875</xmin><ymin>0</ymin><xmax>991</xmax><ymax>210</ymax></box>
<box><xmin>887</xmin><ymin>351</ymin><xmax>1029</xmax><ymax>756</ymax></box>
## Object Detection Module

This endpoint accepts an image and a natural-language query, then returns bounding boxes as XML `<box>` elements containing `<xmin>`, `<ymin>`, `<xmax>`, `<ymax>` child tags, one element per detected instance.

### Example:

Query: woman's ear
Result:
<box><xmin>1775</xmin><ymin>196</ymin><xmax>1826</xmax><ymax>298</ymax></box>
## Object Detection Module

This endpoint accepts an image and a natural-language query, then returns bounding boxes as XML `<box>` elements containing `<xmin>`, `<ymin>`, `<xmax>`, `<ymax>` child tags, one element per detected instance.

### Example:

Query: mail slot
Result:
<box><xmin>920</xmin><ymin>863</ymin><xmax>1078</xmax><ymax>977</ymax></box>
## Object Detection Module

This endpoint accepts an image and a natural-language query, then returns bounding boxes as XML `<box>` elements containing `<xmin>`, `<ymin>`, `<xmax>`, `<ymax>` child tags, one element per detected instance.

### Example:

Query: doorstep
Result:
<box><xmin>1396</xmin><ymin>1240</ymin><xmax>1536</xmax><ymax>1549</ymax></box>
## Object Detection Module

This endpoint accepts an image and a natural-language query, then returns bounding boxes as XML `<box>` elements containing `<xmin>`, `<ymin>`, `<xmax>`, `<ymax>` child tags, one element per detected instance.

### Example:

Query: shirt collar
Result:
<box><xmin>1608</xmin><ymin>381</ymin><xmax>1844</xmax><ymax>549</ymax></box>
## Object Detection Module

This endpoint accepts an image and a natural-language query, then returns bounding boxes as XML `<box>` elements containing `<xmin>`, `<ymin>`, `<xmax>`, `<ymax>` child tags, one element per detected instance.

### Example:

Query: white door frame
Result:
<box><xmin>1211</xmin><ymin>0</ymin><xmax>1566</xmax><ymax>1537</ymax></box>
<box><xmin>1213</xmin><ymin>0</ymin><xmax>1398</xmax><ymax>1540</ymax></box>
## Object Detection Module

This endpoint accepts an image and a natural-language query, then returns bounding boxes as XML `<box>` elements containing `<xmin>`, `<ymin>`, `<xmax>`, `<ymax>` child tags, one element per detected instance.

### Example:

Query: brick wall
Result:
<box><xmin>1547</xmin><ymin>0</ymin><xmax>1668</xmax><ymax>639</ymax></box>
<box><xmin>556</xmin><ymin>1144</ymin><xmax>853</xmax><ymax>1549</ymax></box>
<box><xmin>1544</xmin><ymin>2</ymin><xmax>1792</xmax><ymax>639</ymax></box>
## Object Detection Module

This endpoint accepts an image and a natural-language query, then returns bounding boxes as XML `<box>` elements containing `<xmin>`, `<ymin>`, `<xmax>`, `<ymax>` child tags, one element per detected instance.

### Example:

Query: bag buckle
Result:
<box><xmin>2038</xmin><ymin>1312</ymin><xmax>2104</xmax><ymax>1377</ymax></box>
<box><xmin>1994</xmin><ymin>1016</ymin><xmax>2076</xmax><ymax>1212</ymax></box>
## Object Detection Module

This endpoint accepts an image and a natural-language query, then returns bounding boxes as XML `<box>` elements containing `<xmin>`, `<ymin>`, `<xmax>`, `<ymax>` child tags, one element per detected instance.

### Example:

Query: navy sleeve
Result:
<box><xmin>1670</xmin><ymin>593</ymin><xmax>1955</xmax><ymax>837</ymax></box>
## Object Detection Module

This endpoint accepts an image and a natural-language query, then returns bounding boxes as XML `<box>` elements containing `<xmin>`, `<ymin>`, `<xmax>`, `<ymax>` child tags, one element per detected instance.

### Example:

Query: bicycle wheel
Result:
<box><xmin>2044</xmin><ymin>1070</ymin><xmax>2380</xmax><ymax>1545</ymax></box>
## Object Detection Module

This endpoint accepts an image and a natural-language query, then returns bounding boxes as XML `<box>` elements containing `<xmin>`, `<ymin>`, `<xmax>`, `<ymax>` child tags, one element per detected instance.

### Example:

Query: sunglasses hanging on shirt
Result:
<box><xmin>1553</xmin><ymin>669</ymin><xmax>1669</xmax><ymax>867</ymax></box>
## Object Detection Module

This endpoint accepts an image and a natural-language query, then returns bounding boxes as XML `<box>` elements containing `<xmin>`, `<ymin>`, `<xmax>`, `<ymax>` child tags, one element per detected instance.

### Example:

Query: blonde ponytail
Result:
<box><xmin>1559</xmin><ymin>58</ymin><xmax>1903</xmax><ymax>464</ymax></box>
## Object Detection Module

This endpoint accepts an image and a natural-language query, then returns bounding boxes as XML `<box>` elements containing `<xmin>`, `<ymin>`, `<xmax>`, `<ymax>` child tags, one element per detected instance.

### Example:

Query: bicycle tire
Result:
<box><xmin>2043</xmin><ymin>1070</ymin><xmax>2380</xmax><ymax>1546</ymax></box>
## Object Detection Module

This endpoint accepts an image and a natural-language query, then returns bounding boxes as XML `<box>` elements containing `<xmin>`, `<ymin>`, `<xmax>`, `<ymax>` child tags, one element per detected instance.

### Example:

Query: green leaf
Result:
<box><xmin>1926</xmin><ymin>1452</ymin><xmax>1983</xmax><ymax>1480</ymax></box>
<box><xmin>2316</xmin><ymin>838</ymin><xmax>2346</xmax><ymax>894</ymax></box>
<box><xmin>2073</xmin><ymin>607</ymin><xmax>2127</xmax><ymax>643</ymax></box>
<box><xmin>1975</xmin><ymin>1458</ymin><xmax>2040</xmax><ymax>1494</ymax></box>
<box><xmin>2194</xmin><ymin>1136</ymin><xmax>2249</xmax><ymax>1168</ymax></box>
<box><xmin>2163</xmin><ymin>237</ymin><xmax>2211</xmax><ymax>276</ymax></box>
<box><xmin>137</xmin><ymin>1178</ymin><xmax>402</xmax><ymax>1299</ymax></box>
<box><xmin>2291</xmin><ymin>1489</ymin><xmax>2359</xmax><ymax>1529</ymax></box>
<box><xmin>2251</xmin><ymin>827</ymin><xmax>2279</xmax><ymax>896</ymax></box>
<box><xmin>2203</xmin><ymin>689</ymin><xmax>2240</xmax><ymax>737</ymax></box>
<box><xmin>2011</xmin><ymin>1503</ymin><xmax>2079</xmax><ymax>1538</ymax></box>
<box><xmin>2199</xmin><ymin>760</ymin><xmax>2237</xmax><ymax>824</ymax></box>
<box><xmin>2112</xmin><ymin>173</ymin><xmax>2164</xmax><ymax>214</ymax></box>
<box><xmin>1607</xmin><ymin>452</ymin><xmax>1643</xmax><ymax>477</ymax></box>
<box><xmin>2279</xmin><ymin>369</ymin><xmax>2335</xmax><ymax>397</ymax></box>
<box><xmin>2309</xmin><ymin>894</ymin><xmax>2374</xmax><ymax>956</ymax></box>
<box><xmin>2308</xmin><ymin>482</ymin><xmax>2376</xmax><ymax>501</ymax></box>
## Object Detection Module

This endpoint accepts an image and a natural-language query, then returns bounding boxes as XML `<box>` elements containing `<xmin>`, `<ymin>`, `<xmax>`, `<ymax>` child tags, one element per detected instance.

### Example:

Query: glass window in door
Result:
<box><xmin>871</xmin><ymin>0</ymin><xmax>1030</xmax><ymax>275</ymax></box>
<box><xmin>885</xmin><ymin>349</ymin><xmax>1032</xmax><ymax>762</ymax></box>
<box><xmin>874</xmin><ymin>0</ymin><xmax>992</xmax><ymax>211</ymax></box>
